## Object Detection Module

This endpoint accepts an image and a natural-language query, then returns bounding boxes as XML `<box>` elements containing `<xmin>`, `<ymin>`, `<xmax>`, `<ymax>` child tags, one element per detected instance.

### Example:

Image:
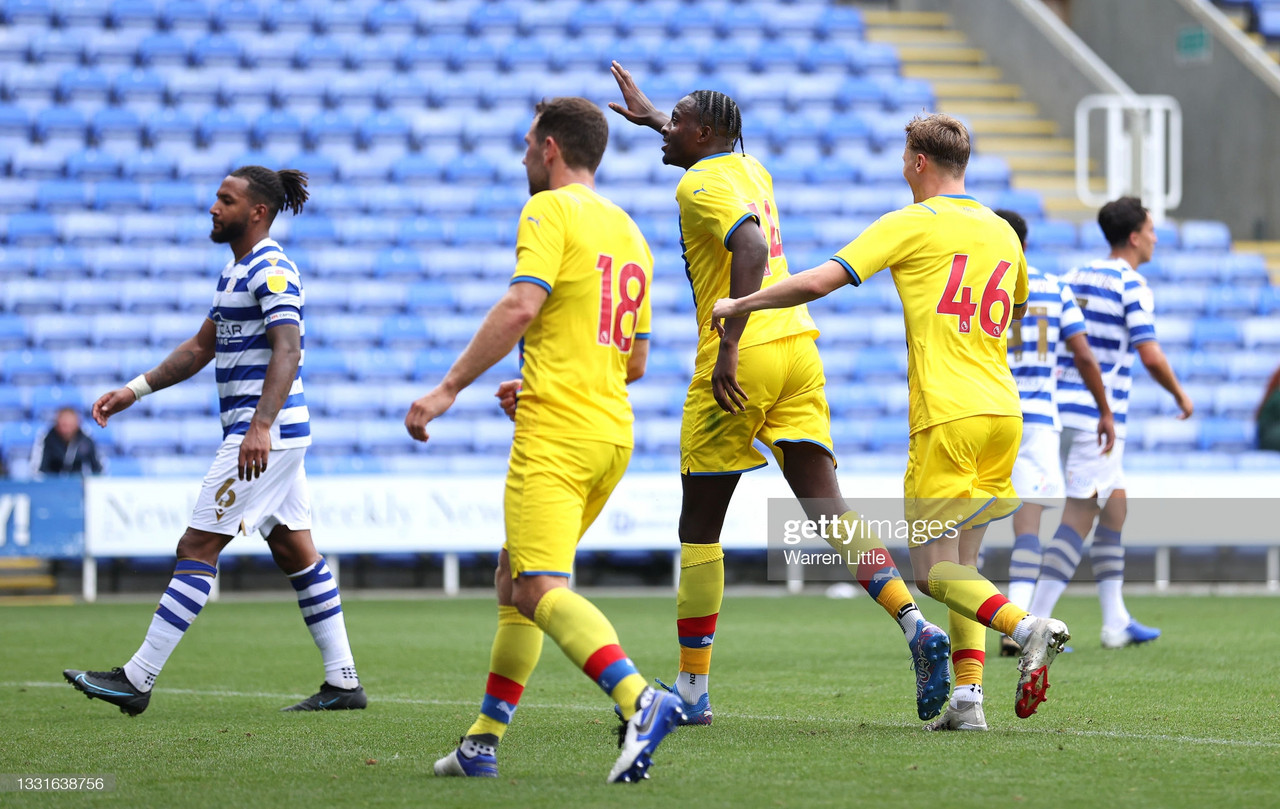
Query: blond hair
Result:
<box><xmin>904</xmin><ymin>113</ymin><xmax>970</xmax><ymax>177</ymax></box>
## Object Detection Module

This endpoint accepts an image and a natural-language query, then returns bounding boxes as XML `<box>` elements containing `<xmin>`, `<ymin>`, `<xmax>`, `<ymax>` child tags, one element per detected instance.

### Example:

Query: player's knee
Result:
<box><xmin>176</xmin><ymin>529</ymin><xmax>222</xmax><ymax>565</ymax></box>
<box><xmin>914</xmin><ymin>577</ymin><xmax>933</xmax><ymax>598</ymax></box>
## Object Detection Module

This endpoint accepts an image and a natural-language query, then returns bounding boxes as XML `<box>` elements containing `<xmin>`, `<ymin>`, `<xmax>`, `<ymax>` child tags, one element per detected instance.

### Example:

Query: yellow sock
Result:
<box><xmin>948</xmin><ymin>607</ymin><xmax>986</xmax><ymax>688</ymax></box>
<box><xmin>466</xmin><ymin>605</ymin><xmax>544</xmax><ymax>740</ymax></box>
<box><xmin>835</xmin><ymin>510</ymin><xmax>915</xmax><ymax>617</ymax></box>
<box><xmin>533</xmin><ymin>587</ymin><xmax>648</xmax><ymax>719</ymax></box>
<box><xmin>677</xmin><ymin>542</ymin><xmax>723</xmax><ymax>675</ymax></box>
<box><xmin>926</xmin><ymin>561</ymin><xmax>1028</xmax><ymax>637</ymax></box>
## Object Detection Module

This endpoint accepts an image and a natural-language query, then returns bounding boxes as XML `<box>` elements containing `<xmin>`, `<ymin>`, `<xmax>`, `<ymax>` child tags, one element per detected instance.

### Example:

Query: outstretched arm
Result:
<box><xmin>607</xmin><ymin>61</ymin><xmax>669</xmax><ymax>131</ymax></box>
<box><xmin>1063</xmin><ymin>332</ymin><xmax>1116</xmax><ymax>453</ymax></box>
<box><xmin>711</xmin><ymin>260</ymin><xmax>850</xmax><ymax>327</ymax></box>
<box><xmin>406</xmin><ymin>282</ymin><xmax>549</xmax><ymax>442</ymax></box>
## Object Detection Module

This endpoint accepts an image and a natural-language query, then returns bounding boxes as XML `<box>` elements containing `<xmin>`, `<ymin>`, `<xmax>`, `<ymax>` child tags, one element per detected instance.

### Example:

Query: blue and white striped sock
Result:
<box><xmin>1091</xmin><ymin>526</ymin><xmax>1131</xmax><ymax>630</ymax></box>
<box><xmin>1028</xmin><ymin>525</ymin><xmax>1085</xmax><ymax>618</ymax></box>
<box><xmin>289</xmin><ymin>558</ymin><xmax>358</xmax><ymax>689</ymax></box>
<box><xmin>124</xmin><ymin>559</ymin><xmax>217</xmax><ymax>692</ymax></box>
<box><xmin>1006</xmin><ymin>533</ymin><xmax>1043</xmax><ymax>610</ymax></box>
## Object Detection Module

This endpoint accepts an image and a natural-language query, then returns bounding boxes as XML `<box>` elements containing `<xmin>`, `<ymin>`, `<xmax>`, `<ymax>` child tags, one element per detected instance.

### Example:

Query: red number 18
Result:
<box><xmin>596</xmin><ymin>254</ymin><xmax>647</xmax><ymax>353</ymax></box>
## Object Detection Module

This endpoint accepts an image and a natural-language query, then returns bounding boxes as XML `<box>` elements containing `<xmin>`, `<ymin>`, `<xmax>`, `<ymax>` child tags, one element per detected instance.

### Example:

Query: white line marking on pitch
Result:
<box><xmin>17</xmin><ymin>681</ymin><xmax>1278</xmax><ymax>750</ymax></box>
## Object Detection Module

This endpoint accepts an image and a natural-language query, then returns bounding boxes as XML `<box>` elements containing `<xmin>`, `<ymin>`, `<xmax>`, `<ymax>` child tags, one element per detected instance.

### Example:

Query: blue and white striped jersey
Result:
<box><xmin>207</xmin><ymin>237</ymin><xmax>310</xmax><ymax>448</ymax></box>
<box><xmin>1055</xmin><ymin>257</ymin><xmax>1156</xmax><ymax>439</ymax></box>
<box><xmin>1007</xmin><ymin>266</ymin><xmax>1086</xmax><ymax>431</ymax></box>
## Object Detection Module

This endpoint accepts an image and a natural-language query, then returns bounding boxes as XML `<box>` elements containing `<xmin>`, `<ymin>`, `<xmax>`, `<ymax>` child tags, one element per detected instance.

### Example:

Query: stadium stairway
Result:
<box><xmin>1233</xmin><ymin>240</ymin><xmax>1280</xmax><ymax>283</ymax></box>
<box><xmin>0</xmin><ymin>556</ymin><xmax>57</xmax><ymax>597</ymax></box>
<box><xmin>859</xmin><ymin>5</ymin><xmax>1101</xmax><ymax>220</ymax></box>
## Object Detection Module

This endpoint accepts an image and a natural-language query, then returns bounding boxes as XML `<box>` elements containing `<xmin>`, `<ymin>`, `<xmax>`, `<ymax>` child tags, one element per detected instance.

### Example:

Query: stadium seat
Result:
<box><xmin>66</xmin><ymin>149</ymin><xmax>122</xmax><ymax>181</ymax></box>
<box><xmin>6</xmin><ymin>212</ymin><xmax>59</xmax><ymax>246</ymax></box>
<box><xmin>1191</xmin><ymin>318</ymin><xmax>1243</xmax><ymax>350</ymax></box>
<box><xmin>1242</xmin><ymin>316</ymin><xmax>1280</xmax><ymax>349</ymax></box>
<box><xmin>57</xmin><ymin>66</ymin><xmax>111</xmax><ymax>104</ymax></box>
<box><xmin>35</xmin><ymin>180</ymin><xmax>90</xmax><ymax>212</ymax></box>
<box><xmin>1217</xmin><ymin>252</ymin><xmax>1269</xmax><ymax>284</ymax></box>
<box><xmin>211</xmin><ymin>0</ymin><xmax>265</xmax><ymax>33</ymax></box>
<box><xmin>29</xmin><ymin>29</ymin><xmax>86</xmax><ymax>66</ymax></box>
<box><xmin>3</xmin><ymin>349</ymin><xmax>59</xmax><ymax>384</ymax></box>
<box><xmin>312</xmin><ymin>3</ymin><xmax>365</xmax><ymax>36</ymax></box>
<box><xmin>92</xmin><ymin>107</ymin><xmax>146</xmax><ymax>150</ymax></box>
<box><xmin>1179</xmin><ymin>219</ymin><xmax>1232</xmax><ymax>251</ymax></box>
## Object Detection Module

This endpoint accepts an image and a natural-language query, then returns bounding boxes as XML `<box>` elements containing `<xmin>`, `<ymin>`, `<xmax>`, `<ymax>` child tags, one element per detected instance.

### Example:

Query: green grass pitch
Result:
<box><xmin>3</xmin><ymin>592</ymin><xmax>1278</xmax><ymax>808</ymax></box>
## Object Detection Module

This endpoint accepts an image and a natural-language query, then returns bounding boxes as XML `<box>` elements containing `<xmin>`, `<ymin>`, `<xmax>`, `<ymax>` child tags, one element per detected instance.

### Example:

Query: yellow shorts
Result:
<box><xmin>504</xmin><ymin>435</ymin><xmax>630</xmax><ymax>579</ymax></box>
<box><xmin>904</xmin><ymin>415</ymin><xmax>1022</xmax><ymax>541</ymax></box>
<box><xmin>681</xmin><ymin>334</ymin><xmax>834</xmax><ymax>475</ymax></box>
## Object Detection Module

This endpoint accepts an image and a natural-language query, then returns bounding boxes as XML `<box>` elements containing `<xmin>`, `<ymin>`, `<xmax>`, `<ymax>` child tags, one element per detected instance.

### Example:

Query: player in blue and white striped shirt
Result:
<box><xmin>994</xmin><ymin>210</ymin><xmax>1114</xmax><ymax>656</ymax></box>
<box><xmin>67</xmin><ymin>167</ymin><xmax>365</xmax><ymax>716</ymax></box>
<box><xmin>1028</xmin><ymin>197</ymin><xmax>1193</xmax><ymax>650</ymax></box>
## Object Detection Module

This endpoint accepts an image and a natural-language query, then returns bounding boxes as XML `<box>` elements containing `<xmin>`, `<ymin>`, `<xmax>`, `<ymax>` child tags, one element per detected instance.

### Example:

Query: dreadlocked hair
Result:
<box><xmin>230</xmin><ymin>166</ymin><xmax>310</xmax><ymax>219</ymax></box>
<box><xmin>690</xmin><ymin>89</ymin><xmax>744</xmax><ymax>153</ymax></box>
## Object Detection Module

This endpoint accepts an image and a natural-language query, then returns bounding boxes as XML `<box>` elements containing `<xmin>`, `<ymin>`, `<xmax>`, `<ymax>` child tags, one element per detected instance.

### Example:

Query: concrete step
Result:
<box><xmin>932</xmin><ymin>81</ymin><xmax>1023</xmax><ymax>100</ymax></box>
<box><xmin>938</xmin><ymin>100</ymin><xmax>1041</xmax><ymax>118</ymax></box>
<box><xmin>1005</xmin><ymin>154</ymin><xmax>1085</xmax><ymax>172</ymax></box>
<box><xmin>0</xmin><ymin>557</ymin><xmax>45</xmax><ymax>570</ymax></box>
<box><xmin>1012</xmin><ymin>173</ymin><xmax>1083</xmax><ymax>192</ymax></box>
<box><xmin>895</xmin><ymin>46</ymin><xmax>988</xmax><ymax>64</ymax></box>
<box><xmin>0</xmin><ymin>574</ymin><xmax>57</xmax><ymax>591</ymax></box>
<box><xmin>865</xmin><ymin>28</ymin><xmax>970</xmax><ymax>46</ymax></box>
<box><xmin>860</xmin><ymin>9</ymin><xmax>953</xmax><ymax>27</ymax></box>
<box><xmin>975</xmin><ymin>136</ymin><xmax>1074</xmax><ymax>154</ymax></box>
<box><xmin>901</xmin><ymin>64</ymin><xmax>1003</xmax><ymax>82</ymax></box>
<box><xmin>966</xmin><ymin>117</ymin><xmax>1058</xmax><ymax>136</ymax></box>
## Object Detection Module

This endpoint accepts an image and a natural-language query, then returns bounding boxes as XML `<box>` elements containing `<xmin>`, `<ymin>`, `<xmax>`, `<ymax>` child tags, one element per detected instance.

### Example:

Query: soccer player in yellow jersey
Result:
<box><xmin>611</xmin><ymin>62</ymin><xmax>952</xmax><ymax>725</ymax></box>
<box><xmin>712</xmin><ymin>114</ymin><xmax>1072</xmax><ymax>730</ymax></box>
<box><xmin>404</xmin><ymin>97</ymin><xmax>685</xmax><ymax>783</ymax></box>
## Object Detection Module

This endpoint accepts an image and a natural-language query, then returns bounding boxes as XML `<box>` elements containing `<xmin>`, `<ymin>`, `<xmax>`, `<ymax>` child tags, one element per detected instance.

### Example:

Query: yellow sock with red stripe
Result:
<box><xmin>466</xmin><ymin>605</ymin><xmax>544</xmax><ymax>741</ymax></box>
<box><xmin>948</xmin><ymin>607</ymin><xmax>986</xmax><ymax>688</ymax></box>
<box><xmin>533</xmin><ymin>587</ymin><xmax>648</xmax><ymax>720</ymax></box>
<box><xmin>677</xmin><ymin>542</ymin><xmax>723</xmax><ymax>679</ymax></box>
<box><xmin>926</xmin><ymin>561</ymin><xmax>1028</xmax><ymax>638</ymax></box>
<box><xmin>837</xmin><ymin>511</ymin><xmax>916</xmax><ymax>618</ymax></box>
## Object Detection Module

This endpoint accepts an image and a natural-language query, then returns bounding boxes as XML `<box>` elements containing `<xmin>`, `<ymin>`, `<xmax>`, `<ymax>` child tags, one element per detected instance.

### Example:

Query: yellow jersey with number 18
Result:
<box><xmin>676</xmin><ymin>152</ymin><xmax>817</xmax><ymax>368</ymax></box>
<box><xmin>832</xmin><ymin>194</ymin><xmax>1028</xmax><ymax>435</ymax></box>
<box><xmin>510</xmin><ymin>183</ymin><xmax>653</xmax><ymax>448</ymax></box>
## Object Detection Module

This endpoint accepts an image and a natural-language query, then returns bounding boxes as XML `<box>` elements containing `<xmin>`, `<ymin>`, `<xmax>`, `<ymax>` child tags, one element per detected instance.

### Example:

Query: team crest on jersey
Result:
<box><xmin>266</xmin><ymin>267</ymin><xmax>289</xmax><ymax>293</ymax></box>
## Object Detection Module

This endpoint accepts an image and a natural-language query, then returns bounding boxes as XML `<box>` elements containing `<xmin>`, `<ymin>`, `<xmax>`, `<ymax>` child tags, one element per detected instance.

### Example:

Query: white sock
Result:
<box><xmin>289</xmin><ymin>558</ymin><xmax>359</xmax><ymax>689</ymax></box>
<box><xmin>1006</xmin><ymin>580</ymin><xmax>1035</xmax><ymax>612</ymax></box>
<box><xmin>1028</xmin><ymin>578</ymin><xmax>1068</xmax><ymax>619</ymax></box>
<box><xmin>1097</xmin><ymin>580</ymin><xmax>1131</xmax><ymax>631</ymax></box>
<box><xmin>1012</xmin><ymin>616</ymin><xmax>1037</xmax><ymax>647</ymax></box>
<box><xmin>124</xmin><ymin>559</ymin><xmax>217</xmax><ymax>692</ymax></box>
<box><xmin>952</xmin><ymin>684</ymin><xmax>983</xmax><ymax>705</ymax></box>
<box><xmin>677</xmin><ymin>671</ymin><xmax>707</xmax><ymax>703</ymax></box>
<box><xmin>896</xmin><ymin>605</ymin><xmax>924</xmax><ymax>642</ymax></box>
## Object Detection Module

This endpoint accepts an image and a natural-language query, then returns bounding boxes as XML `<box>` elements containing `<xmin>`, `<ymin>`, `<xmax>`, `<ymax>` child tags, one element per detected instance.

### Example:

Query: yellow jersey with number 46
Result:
<box><xmin>677</xmin><ymin>152</ymin><xmax>817</xmax><ymax>367</ymax></box>
<box><xmin>832</xmin><ymin>195</ymin><xmax>1028</xmax><ymax>435</ymax></box>
<box><xmin>510</xmin><ymin>183</ymin><xmax>652</xmax><ymax>448</ymax></box>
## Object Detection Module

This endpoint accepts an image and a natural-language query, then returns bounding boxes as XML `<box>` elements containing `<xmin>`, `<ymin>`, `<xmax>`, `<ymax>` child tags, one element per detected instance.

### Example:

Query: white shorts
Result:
<box><xmin>189</xmin><ymin>440</ymin><xmax>311</xmax><ymax>538</ymax></box>
<box><xmin>1061</xmin><ymin>427</ymin><xmax>1126</xmax><ymax>505</ymax></box>
<box><xmin>1011</xmin><ymin>423</ymin><xmax>1065</xmax><ymax>505</ymax></box>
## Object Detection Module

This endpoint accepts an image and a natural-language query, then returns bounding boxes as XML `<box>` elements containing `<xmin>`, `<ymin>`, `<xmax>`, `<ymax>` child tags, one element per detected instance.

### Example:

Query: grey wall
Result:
<box><xmin>1060</xmin><ymin>0</ymin><xmax>1280</xmax><ymax>238</ymax></box>
<box><xmin>899</xmin><ymin>0</ymin><xmax>1130</xmax><ymax>134</ymax></box>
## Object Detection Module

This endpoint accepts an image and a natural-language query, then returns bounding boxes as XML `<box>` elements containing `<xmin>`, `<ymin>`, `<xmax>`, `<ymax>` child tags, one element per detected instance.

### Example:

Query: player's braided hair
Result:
<box><xmin>230</xmin><ymin>165</ymin><xmax>309</xmax><ymax>219</ymax></box>
<box><xmin>690</xmin><ymin>89</ymin><xmax>744</xmax><ymax>153</ymax></box>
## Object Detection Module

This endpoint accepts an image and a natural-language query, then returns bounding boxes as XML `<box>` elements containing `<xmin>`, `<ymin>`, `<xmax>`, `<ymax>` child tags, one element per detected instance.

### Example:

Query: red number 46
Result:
<box><xmin>596</xmin><ymin>254</ymin><xmax>647</xmax><ymax>352</ymax></box>
<box><xmin>936</xmin><ymin>254</ymin><xmax>1013</xmax><ymax>338</ymax></box>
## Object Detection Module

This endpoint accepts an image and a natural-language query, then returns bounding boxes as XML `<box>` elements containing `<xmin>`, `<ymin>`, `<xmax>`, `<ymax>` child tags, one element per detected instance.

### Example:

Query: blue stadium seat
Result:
<box><xmin>381</xmin><ymin>314</ymin><xmax>431</xmax><ymax>349</ymax></box>
<box><xmin>879</xmin><ymin>77</ymin><xmax>936</xmax><ymax>112</ymax></box>
<box><xmin>66</xmin><ymin>149</ymin><xmax>122</xmax><ymax>181</ymax></box>
<box><xmin>191</xmin><ymin>33</ymin><xmax>243</xmax><ymax>67</ymax></box>
<box><xmin>305</xmin><ymin>109</ymin><xmax>358</xmax><ymax>149</ymax></box>
<box><xmin>34</xmin><ymin>105</ymin><xmax>87</xmax><ymax>146</ymax></box>
<box><xmin>1242</xmin><ymin>316</ymin><xmax>1280</xmax><ymax>349</ymax></box>
<box><xmin>198</xmin><ymin>108</ymin><xmax>251</xmax><ymax>149</ymax></box>
<box><xmin>1161</xmin><ymin>253</ymin><xmax>1220</xmax><ymax>283</ymax></box>
<box><xmin>34</xmin><ymin>243</ymin><xmax>90</xmax><ymax>276</ymax></box>
<box><xmin>397</xmin><ymin>219</ymin><xmax>446</xmax><ymax>248</ymax></box>
<box><xmin>35</xmin><ymin>180</ymin><xmax>89</xmax><ymax>211</ymax></box>
<box><xmin>1025</xmin><ymin>219</ymin><xmax>1078</xmax><ymax>250</ymax></box>
<box><xmin>0</xmin><ymin>386</ymin><xmax>25</xmax><ymax>421</ymax></box>
<box><xmin>993</xmin><ymin>189</ymin><xmax>1044</xmax><ymax>219</ymax></box>
<box><xmin>406</xmin><ymin>281</ymin><xmax>457</xmax><ymax>312</ymax></box>
<box><xmin>57</xmin><ymin>66</ymin><xmax>111</xmax><ymax>104</ymax></box>
<box><xmin>252</xmin><ymin>109</ymin><xmax>304</xmax><ymax>152</ymax></box>
<box><xmin>1217</xmin><ymin>252</ymin><xmax>1269</xmax><ymax>284</ymax></box>
<box><xmin>1179</xmin><ymin>219</ymin><xmax>1232</xmax><ymax>251</ymax></box>
<box><xmin>366</xmin><ymin>2</ymin><xmax>418</xmax><ymax>35</ymax></box>
<box><xmin>138</xmin><ymin>31</ymin><xmax>189</xmax><ymax>67</ymax></box>
<box><xmin>292</xmin><ymin>35</ymin><xmax>346</xmax><ymax>69</ymax></box>
<box><xmin>1213</xmin><ymin>383</ymin><xmax>1263</xmax><ymax>418</ymax></box>
<box><xmin>0</xmin><ymin>422</ymin><xmax>39</xmax><ymax>456</ymax></box>
<box><xmin>6</xmin><ymin>212</ymin><xmax>59</xmax><ymax>245</ymax></box>
<box><xmin>122</xmin><ymin>150</ymin><xmax>177</xmax><ymax>182</ymax></box>
<box><xmin>312</xmin><ymin>3</ymin><xmax>364</xmax><ymax>36</ymax></box>
<box><xmin>849</xmin><ymin>43</ymin><xmax>899</xmax><ymax>77</ymax></box>
<box><xmin>285</xmin><ymin>151</ymin><xmax>339</xmax><ymax>183</ymax></box>
<box><xmin>262</xmin><ymin>0</ymin><xmax>313</xmax><ymax>33</ymax></box>
<box><xmin>1140</xmin><ymin>419</ymin><xmax>1199</xmax><ymax>452</ymax></box>
<box><xmin>91</xmin><ymin>107</ymin><xmax>145</xmax><ymax>151</ymax></box>
<box><xmin>3</xmin><ymin>349</ymin><xmax>59</xmax><ymax>384</ymax></box>
<box><xmin>288</xmin><ymin>216</ymin><xmax>337</xmax><ymax>246</ymax></box>
<box><xmin>359</xmin><ymin>186</ymin><xmax>420</xmax><ymax>217</ymax></box>
<box><xmin>5</xmin><ymin>278</ymin><xmax>59</xmax><ymax>311</ymax></box>
<box><xmin>347</xmin><ymin>347</ymin><xmax>414</xmax><ymax>380</ymax></box>
<box><xmin>358</xmin><ymin>110</ymin><xmax>411</xmax><ymax>149</ymax></box>
<box><xmin>148</xmin><ymin>180</ymin><xmax>203</xmax><ymax>211</ymax></box>
<box><xmin>120</xmin><ymin>277</ymin><xmax>180</xmax><ymax>312</ymax></box>
<box><xmin>210</xmin><ymin>0</ymin><xmax>265</xmax><ymax>33</ymax></box>
<box><xmin>146</xmin><ymin>107</ymin><xmax>198</xmax><ymax>149</ymax></box>
<box><xmin>112</xmin><ymin>418</ymin><xmax>183</xmax><ymax>455</ymax></box>
<box><xmin>179</xmin><ymin>417</ymin><xmax>221</xmax><ymax>455</ymax></box>
<box><xmin>160</xmin><ymin>0</ymin><xmax>211</xmax><ymax>31</ymax></box>
<box><xmin>565</xmin><ymin>2</ymin><xmax>616</xmax><ymax>36</ymax></box>
<box><xmin>0</xmin><ymin>314</ymin><xmax>28</xmax><ymax>349</ymax></box>
<box><xmin>451</xmin><ymin>217</ymin><xmax>510</xmax><ymax>246</ymax></box>
<box><xmin>4</xmin><ymin>0</ymin><xmax>55</xmax><ymax>25</ymax></box>
<box><xmin>1204</xmin><ymin>286</ymin><xmax>1261</xmax><ymax>317</ymax></box>
<box><xmin>4</xmin><ymin>65</ymin><xmax>59</xmax><ymax>104</ymax></box>
<box><xmin>1191</xmin><ymin>318</ymin><xmax>1243</xmax><ymax>350</ymax></box>
<box><xmin>30</xmin><ymin>312</ymin><xmax>92</xmax><ymax>348</ymax></box>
